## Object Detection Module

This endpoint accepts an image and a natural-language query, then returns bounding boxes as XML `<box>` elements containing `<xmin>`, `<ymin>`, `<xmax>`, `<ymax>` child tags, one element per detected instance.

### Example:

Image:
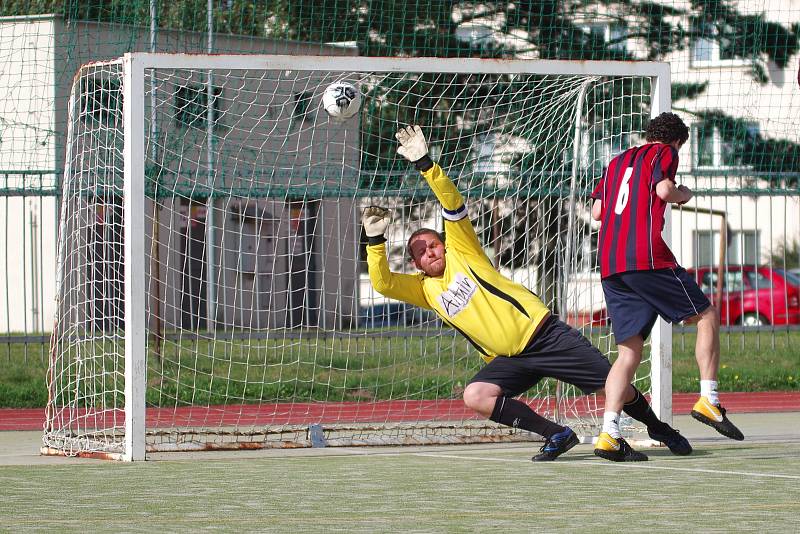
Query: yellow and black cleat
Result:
<box><xmin>594</xmin><ymin>432</ymin><xmax>648</xmax><ymax>462</ymax></box>
<box><xmin>690</xmin><ymin>397</ymin><xmax>744</xmax><ymax>441</ymax></box>
<box><xmin>647</xmin><ymin>425</ymin><xmax>692</xmax><ymax>455</ymax></box>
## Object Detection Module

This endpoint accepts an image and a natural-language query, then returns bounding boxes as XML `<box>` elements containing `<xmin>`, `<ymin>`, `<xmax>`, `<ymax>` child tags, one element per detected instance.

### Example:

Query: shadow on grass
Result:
<box><xmin>645</xmin><ymin>448</ymin><xmax>713</xmax><ymax>458</ymax></box>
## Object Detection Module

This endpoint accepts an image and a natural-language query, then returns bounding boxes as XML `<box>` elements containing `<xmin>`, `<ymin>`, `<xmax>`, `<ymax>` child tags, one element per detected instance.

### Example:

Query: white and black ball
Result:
<box><xmin>322</xmin><ymin>82</ymin><xmax>361</xmax><ymax>121</ymax></box>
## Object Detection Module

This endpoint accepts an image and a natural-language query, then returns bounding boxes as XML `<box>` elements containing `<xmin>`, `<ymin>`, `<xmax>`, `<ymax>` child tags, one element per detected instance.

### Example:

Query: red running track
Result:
<box><xmin>2</xmin><ymin>391</ymin><xmax>799</xmax><ymax>431</ymax></box>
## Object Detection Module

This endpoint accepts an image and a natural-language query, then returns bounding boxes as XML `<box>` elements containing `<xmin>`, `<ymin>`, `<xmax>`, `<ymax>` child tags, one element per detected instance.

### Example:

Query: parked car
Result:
<box><xmin>359</xmin><ymin>303</ymin><xmax>440</xmax><ymax>328</ymax></box>
<box><xmin>686</xmin><ymin>266</ymin><xmax>800</xmax><ymax>326</ymax></box>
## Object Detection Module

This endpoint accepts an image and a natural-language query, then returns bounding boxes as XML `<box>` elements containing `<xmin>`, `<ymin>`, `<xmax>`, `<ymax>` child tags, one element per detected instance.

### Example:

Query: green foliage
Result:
<box><xmin>672</xmin><ymin>82</ymin><xmax>708</xmax><ymax>102</ymax></box>
<box><xmin>0</xmin><ymin>361</ymin><xmax>48</xmax><ymax>407</ymax></box>
<box><xmin>0</xmin><ymin>0</ymin><xmax>65</xmax><ymax>17</ymax></box>
<box><xmin>5</xmin><ymin>1</ymin><xmax>799</xmax><ymax>189</ymax></box>
<box><xmin>768</xmin><ymin>240</ymin><xmax>800</xmax><ymax>267</ymax></box>
<box><xmin>673</xmin><ymin>330</ymin><xmax>800</xmax><ymax>392</ymax></box>
<box><xmin>5</xmin><ymin>0</ymin><xmax>797</xmax><ymax>79</ymax></box>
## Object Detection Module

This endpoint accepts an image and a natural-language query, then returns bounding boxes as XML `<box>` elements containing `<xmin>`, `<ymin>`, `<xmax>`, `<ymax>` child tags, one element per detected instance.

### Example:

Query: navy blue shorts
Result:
<box><xmin>468</xmin><ymin>316</ymin><xmax>611</xmax><ymax>396</ymax></box>
<box><xmin>602</xmin><ymin>267</ymin><xmax>711</xmax><ymax>344</ymax></box>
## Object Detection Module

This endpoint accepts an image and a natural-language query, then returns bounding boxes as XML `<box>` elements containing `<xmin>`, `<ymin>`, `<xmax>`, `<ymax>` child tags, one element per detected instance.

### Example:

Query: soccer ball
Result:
<box><xmin>322</xmin><ymin>82</ymin><xmax>361</xmax><ymax>121</ymax></box>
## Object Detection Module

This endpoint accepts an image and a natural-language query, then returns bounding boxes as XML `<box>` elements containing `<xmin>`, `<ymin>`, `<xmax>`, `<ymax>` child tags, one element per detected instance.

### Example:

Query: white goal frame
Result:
<box><xmin>76</xmin><ymin>53</ymin><xmax>671</xmax><ymax>461</ymax></box>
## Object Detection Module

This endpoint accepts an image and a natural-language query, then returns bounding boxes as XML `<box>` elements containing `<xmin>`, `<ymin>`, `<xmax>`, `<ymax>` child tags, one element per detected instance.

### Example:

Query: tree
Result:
<box><xmin>8</xmin><ymin>1</ymin><xmax>797</xmax><ymax>180</ymax></box>
<box><xmin>769</xmin><ymin>240</ymin><xmax>800</xmax><ymax>269</ymax></box>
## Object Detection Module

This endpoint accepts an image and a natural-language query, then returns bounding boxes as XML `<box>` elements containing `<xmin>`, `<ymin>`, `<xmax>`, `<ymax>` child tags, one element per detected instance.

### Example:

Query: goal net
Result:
<box><xmin>43</xmin><ymin>54</ymin><xmax>671</xmax><ymax>460</ymax></box>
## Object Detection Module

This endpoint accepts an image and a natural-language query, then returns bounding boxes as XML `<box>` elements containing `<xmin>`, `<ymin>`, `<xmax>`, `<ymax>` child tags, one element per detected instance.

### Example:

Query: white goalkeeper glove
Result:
<box><xmin>396</xmin><ymin>125</ymin><xmax>433</xmax><ymax>171</ymax></box>
<box><xmin>362</xmin><ymin>206</ymin><xmax>392</xmax><ymax>240</ymax></box>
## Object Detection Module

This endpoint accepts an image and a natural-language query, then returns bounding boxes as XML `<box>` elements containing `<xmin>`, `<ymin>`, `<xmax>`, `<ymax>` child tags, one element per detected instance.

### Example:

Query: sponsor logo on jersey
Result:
<box><xmin>437</xmin><ymin>273</ymin><xmax>477</xmax><ymax>318</ymax></box>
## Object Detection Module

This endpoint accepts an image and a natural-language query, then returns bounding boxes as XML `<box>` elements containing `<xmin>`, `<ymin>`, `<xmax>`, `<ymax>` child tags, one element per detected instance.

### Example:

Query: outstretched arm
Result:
<box><xmin>362</xmin><ymin>206</ymin><xmax>430</xmax><ymax>309</ymax></box>
<box><xmin>395</xmin><ymin>126</ymin><xmax>487</xmax><ymax>259</ymax></box>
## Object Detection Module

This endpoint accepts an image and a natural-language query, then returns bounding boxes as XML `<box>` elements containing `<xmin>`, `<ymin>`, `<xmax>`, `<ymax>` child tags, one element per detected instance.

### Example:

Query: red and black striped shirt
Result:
<box><xmin>591</xmin><ymin>143</ymin><xmax>679</xmax><ymax>278</ymax></box>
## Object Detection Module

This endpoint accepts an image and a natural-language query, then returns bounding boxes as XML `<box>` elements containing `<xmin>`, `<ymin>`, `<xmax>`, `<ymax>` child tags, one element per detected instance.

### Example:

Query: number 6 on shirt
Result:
<box><xmin>613</xmin><ymin>167</ymin><xmax>633</xmax><ymax>214</ymax></box>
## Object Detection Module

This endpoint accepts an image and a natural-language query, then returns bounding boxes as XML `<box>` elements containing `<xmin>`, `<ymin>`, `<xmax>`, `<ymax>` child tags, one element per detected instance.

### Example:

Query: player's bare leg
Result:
<box><xmin>462</xmin><ymin>381</ymin><xmax>503</xmax><ymax>418</ymax></box>
<box><xmin>605</xmin><ymin>337</ymin><xmax>644</xmax><ymax>411</ymax></box>
<box><xmin>686</xmin><ymin>306</ymin><xmax>744</xmax><ymax>440</ymax></box>
<box><xmin>693</xmin><ymin>306</ymin><xmax>721</xmax><ymax>381</ymax></box>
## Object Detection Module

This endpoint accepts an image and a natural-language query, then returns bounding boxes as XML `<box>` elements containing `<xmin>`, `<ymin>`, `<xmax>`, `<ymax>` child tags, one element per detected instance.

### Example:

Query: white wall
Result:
<box><xmin>0</xmin><ymin>16</ymin><xmax>59</xmax><ymax>334</ymax></box>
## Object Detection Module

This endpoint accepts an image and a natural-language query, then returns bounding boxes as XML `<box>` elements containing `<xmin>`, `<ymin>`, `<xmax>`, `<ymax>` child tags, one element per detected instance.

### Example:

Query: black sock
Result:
<box><xmin>623</xmin><ymin>387</ymin><xmax>669</xmax><ymax>432</ymax></box>
<box><xmin>489</xmin><ymin>397</ymin><xmax>565</xmax><ymax>438</ymax></box>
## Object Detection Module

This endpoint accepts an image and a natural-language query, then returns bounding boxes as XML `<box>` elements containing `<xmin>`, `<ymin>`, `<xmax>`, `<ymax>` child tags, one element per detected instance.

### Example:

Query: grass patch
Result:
<box><xmin>1</xmin><ymin>330</ymin><xmax>797</xmax><ymax>408</ymax></box>
<box><xmin>673</xmin><ymin>330</ymin><xmax>799</xmax><ymax>392</ymax></box>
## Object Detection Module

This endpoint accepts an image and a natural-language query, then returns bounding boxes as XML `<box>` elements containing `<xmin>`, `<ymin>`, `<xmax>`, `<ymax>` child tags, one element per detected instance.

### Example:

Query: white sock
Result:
<box><xmin>602</xmin><ymin>411</ymin><xmax>621</xmax><ymax>439</ymax></box>
<box><xmin>701</xmin><ymin>380</ymin><xmax>719</xmax><ymax>405</ymax></box>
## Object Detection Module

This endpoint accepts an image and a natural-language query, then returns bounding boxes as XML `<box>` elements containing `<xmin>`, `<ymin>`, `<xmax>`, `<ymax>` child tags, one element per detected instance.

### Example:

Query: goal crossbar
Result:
<box><xmin>123</xmin><ymin>52</ymin><xmax>672</xmax><ymax>77</ymax></box>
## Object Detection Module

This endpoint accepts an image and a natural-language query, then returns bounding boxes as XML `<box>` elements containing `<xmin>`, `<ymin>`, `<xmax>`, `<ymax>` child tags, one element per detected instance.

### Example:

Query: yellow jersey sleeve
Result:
<box><xmin>366</xmin><ymin>242</ymin><xmax>431</xmax><ymax>310</ymax></box>
<box><xmin>419</xmin><ymin>164</ymin><xmax>490</xmax><ymax>263</ymax></box>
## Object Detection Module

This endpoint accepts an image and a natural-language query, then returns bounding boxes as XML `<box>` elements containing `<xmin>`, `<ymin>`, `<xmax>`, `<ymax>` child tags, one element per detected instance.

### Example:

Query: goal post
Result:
<box><xmin>123</xmin><ymin>54</ymin><xmax>148</xmax><ymax>461</ymax></box>
<box><xmin>649</xmin><ymin>68</ymin><xmax>673</xmax><ymax>429</ymax></box>
<box><xmin>44</xmin><ymin>53</ymin><xmax>672</xmax><ymax>460</ymax></box>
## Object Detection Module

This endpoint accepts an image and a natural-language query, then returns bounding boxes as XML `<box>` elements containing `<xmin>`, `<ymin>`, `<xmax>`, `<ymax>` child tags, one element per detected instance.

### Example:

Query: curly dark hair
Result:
<box><xmin>645</xmin><ymin>112</ymin><xmax>689</xmax><ymax>145</ymax></box>
<box><xmin>407</xmin><ymin>228</ymin><xmax>444</xmax><ymax>259</ymax></box>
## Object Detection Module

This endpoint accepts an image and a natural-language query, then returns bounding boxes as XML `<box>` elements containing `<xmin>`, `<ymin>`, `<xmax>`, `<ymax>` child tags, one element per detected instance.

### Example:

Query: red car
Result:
<box><xmin>687</xmin><ymin>266</ymin><xmax>800</xmax><ymax>326</ymax></box>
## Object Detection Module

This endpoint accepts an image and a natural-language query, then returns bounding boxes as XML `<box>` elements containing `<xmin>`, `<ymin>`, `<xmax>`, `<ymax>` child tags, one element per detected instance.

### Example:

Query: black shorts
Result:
<box><xmin>468</xmin><ymin>316</ymin><xmax>611</xmax><ymax>396</ymax></box>
<box><xmin>602</xmin><ymin>267</ymin><xmax>711</xmax><ymax>344</ymax></box>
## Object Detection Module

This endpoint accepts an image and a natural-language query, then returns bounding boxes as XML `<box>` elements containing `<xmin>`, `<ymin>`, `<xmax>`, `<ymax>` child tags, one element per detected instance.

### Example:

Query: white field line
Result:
<box><xmin>411</xmin><ymin>452</ymin><xmax>800</xmax><ymax>480</ymax></box>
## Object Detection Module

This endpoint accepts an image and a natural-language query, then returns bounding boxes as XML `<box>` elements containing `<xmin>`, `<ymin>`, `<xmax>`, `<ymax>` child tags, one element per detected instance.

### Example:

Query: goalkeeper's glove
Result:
<box><xmin>396</xmin><ymin>125</ymin><xmax>434</xmax><ymax>171</ymax></box>
<box><xmin>362</xmin><ymin>206</ymin><xmax>392</xmax><ymax>244</ymax></box>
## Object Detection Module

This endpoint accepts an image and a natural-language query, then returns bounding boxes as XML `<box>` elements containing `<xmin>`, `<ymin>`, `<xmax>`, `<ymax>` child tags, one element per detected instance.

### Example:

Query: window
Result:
<box><xmin>700</xmin><ymin>271</ymin><xmax>745</xmax><ymax>293</ymax></box>
<box><xmin>693</xmin><ymin>230</ymin><xmax>760</xmax><ymax>266</ymax></box>
<box><xmin>80</xmin><ymin>76</ymin><xmax>121</xmax><ymax>123</ymax></box>
<box><xmin>694</xmin><ymin>230</ymin><xmax>717</xmax><ymax>266</ymax></box>
<box><xmin>692</xmin><ymin>123</ymin><xmax>758</xmax><ymax>169</ymax></box>
<box><xmin>455</xmin><ymin>23</ymin><xmax>495</xmax><ymax>48</ymax></box>
<box><xmin>699</xmin><ymin>272</ymin><xmax>714</xmax><ymax>292</ymax></box>
<box><xmin>745</xmin><ymin>270</ymin><xmax>772</xmax><ymax>290</ymax></box>
<box><xmin>775</xmin><ymin>268</ymin><xmax>800</xmax><ymax>287</ymax></box>
<box><xmin>580</xmin><ymin>23</ymin><xmax>627</xmax><ymax>52</ymax></box>
<box><xmin>691</xmin><ymin>19</ymin><xmax>748</xmax><ymax>67</ymax></box>
<box><xmin>175</xmin><ymin>84</ymin><xmax>222</xmax><ymax>128</ymax></box>
<box><xmin>729</xmin><ymin>230</ymin><xmax>760</xmax><ymax>265</ymax></box>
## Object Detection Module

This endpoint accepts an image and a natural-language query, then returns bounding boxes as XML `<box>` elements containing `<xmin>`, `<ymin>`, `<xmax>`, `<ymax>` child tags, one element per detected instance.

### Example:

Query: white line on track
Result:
<box><xmin>411</xmin><ymin>452</ymin><xmax>800</xmax><ymax>480</ymax></box>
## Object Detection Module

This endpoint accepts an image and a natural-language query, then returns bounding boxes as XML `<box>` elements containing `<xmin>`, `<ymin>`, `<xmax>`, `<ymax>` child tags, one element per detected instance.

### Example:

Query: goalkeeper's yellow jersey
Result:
<box><xmin>366</xmin><ymin>163</ymin><xmax>551</xmax><ymax>362</ymax></box>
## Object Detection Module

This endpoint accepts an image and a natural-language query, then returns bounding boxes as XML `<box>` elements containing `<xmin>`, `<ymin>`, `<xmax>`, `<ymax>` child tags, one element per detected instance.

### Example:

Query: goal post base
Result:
<box><xmin>146</xmin><ymin>421</ymin><xmax>545</xmax><ymax>452</ymax></box>
<box><xmin>40</xmin><ymin>446</ymin><xmax>126</xmax><ymax>461</ymax></box>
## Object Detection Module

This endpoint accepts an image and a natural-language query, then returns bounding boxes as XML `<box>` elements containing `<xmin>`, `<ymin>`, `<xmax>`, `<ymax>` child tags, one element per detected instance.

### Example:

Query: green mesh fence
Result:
<box><xmin>1</xmin><ymin>2</ymin><xmax>798</xmax><ymax>359</ymax></box>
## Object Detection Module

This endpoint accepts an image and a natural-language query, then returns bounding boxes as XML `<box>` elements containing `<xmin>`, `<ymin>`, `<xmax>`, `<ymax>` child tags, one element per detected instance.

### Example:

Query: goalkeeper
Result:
<box><xmin>362</xmin><ymin>125</ymin><xmax>691</xmax><ymax>462</ymax></box>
